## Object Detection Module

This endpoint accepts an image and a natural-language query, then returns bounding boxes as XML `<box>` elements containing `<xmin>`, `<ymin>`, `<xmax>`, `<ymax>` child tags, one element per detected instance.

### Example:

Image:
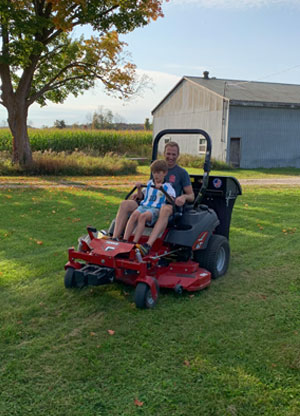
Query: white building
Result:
<box><xmin>152</xmin><ymin>72</ymin><xmax>300</xmax><ymax>168</ymax></box>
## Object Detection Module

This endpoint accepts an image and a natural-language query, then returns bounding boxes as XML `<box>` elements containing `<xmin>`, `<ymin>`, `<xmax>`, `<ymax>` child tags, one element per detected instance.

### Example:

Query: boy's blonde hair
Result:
<box><xmin>150</xmin><ymin>159</ymin><xmax>168</xmax><ymax>173</ymax></box>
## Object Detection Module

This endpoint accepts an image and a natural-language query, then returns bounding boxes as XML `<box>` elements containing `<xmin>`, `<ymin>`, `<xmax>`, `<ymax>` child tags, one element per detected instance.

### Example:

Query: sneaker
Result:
<box><xmin>135</xmin><ymin>243</ymin><xmax>151</xmax><ymax>256</ymax></box>
<box><xmin>98</xmin><ymin>233</ymin><xmax>110</xmax><ymax>240</ymax></box>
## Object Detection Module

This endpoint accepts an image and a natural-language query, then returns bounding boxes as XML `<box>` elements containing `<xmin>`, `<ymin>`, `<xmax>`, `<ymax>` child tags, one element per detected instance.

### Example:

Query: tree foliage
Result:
<box><xmin>0</xmin><ymin>0</ymin><xmax>165</xmax><ymax>166</ymax></box>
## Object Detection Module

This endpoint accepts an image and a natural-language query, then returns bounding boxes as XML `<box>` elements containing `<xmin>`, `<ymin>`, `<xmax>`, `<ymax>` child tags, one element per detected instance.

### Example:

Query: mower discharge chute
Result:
<box><xmin>64</xmin><ymin>129</ymin><xmax>241</xmax><ymax>309</ymax></box>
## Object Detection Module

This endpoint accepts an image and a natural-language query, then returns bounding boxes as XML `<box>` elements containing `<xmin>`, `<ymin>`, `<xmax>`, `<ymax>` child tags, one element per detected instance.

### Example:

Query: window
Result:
<box><xmin>199</xmin><ymin>138</ymin><xmax>206</xmax><ymax>154</ymax></box>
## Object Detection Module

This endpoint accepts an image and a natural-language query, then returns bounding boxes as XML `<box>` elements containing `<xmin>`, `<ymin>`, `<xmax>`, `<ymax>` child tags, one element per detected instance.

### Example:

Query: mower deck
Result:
<box><xmin>65</xmin><ymin>237</ymin><xmax>211</xmax><ymax>294</ymax></box>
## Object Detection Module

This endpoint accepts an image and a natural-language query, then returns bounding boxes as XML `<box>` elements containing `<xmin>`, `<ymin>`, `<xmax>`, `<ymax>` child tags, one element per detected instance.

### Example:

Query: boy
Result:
<box><xmin>123</xmin><ymin>159</ymin><xmax>176</xmax><ymax>246</ymax></box>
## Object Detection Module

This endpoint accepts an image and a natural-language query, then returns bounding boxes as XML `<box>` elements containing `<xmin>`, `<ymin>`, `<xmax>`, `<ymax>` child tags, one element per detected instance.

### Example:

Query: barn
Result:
<box><xmin>152</xmin><ymin>72</ymin><xmax>300</xmax><ymax>168</ymax></box>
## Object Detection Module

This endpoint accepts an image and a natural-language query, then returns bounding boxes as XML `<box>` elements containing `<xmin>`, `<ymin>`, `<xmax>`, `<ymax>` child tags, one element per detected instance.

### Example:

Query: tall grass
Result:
<box><xmin>0</xmin><ymin>150</ymin><xmax>137</xmax><ymax>176</ymax></box>
<box><xmin>0</xmin><ymin>128</ymin><xmax>153</xmax><ymax>157</ymax></box>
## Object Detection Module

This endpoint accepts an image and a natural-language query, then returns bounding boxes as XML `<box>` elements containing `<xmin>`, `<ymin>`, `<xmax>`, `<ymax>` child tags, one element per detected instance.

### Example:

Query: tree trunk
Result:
<box><xmin>7</xmin><ymin>100</ymin><xmax>33</xmax><ymax>168</ymax></box>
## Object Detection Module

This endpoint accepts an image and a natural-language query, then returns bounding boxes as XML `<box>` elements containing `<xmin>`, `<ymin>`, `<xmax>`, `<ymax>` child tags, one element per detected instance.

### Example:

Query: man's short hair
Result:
<box><xmin>150</xmin><ymin>159</ymin><xmax>168</xmax><ymax>173</ymax></box>
<box><xmin>164</xmin><ymin>141</ymin><xmax>180</xmax><ymax>155</ymax></box>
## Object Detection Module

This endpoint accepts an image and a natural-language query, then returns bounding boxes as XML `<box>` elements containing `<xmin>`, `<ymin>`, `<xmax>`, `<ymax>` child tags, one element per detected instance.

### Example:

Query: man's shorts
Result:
<box><xmin>136</xmin><ymin>205</ymin><xmax>160</xmax><ymax>226</ymax></box>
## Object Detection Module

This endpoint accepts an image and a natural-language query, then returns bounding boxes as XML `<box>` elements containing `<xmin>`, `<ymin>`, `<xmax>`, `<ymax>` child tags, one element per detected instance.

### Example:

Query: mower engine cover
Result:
<box><xmin>165</xmin><ymin>206</ymin><xmax>219</xmax><ymax>248</ymax></box>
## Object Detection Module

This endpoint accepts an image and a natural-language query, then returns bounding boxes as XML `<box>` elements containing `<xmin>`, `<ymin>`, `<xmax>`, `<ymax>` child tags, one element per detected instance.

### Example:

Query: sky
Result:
<box><xmin>2</xmin><ymin>0</ymin><xmax>300</xmax><ymax>127</ymax></box>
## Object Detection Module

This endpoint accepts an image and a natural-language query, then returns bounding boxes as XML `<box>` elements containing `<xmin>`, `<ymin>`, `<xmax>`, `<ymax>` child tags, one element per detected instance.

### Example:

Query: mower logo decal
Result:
<box><xmin>105</xmin><ymin>246</ymin><xmax>116</xmax><ymax>251</ymax></box>
<box><xmin>105</xmin><ymin>241</ymin><xmax>119</xmax><ymax>246</ymax></box>
<box><xmin>213</xmin><ymin>178</ymin><xmax>222</xmax><ymax>189</ymax></box>
<box><xmin>192</xmin><ymin>231</ymin><xmax>209</xmax><ymax>250</ymax></box>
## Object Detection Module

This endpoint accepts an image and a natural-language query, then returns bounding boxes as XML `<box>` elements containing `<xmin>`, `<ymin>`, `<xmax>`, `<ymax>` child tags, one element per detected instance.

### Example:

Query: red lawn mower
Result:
<box><xmin>64</xmin><ymin>129</ymin><xmax>242</xmax><ymax>309</ymax></box>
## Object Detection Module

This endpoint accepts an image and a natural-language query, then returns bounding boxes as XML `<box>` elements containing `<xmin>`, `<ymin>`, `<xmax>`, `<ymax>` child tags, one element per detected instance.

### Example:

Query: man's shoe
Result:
<box><xmin>135</xmin><ymin>243</ymin><xmax>151</xmax><ymax>256</ymax></box>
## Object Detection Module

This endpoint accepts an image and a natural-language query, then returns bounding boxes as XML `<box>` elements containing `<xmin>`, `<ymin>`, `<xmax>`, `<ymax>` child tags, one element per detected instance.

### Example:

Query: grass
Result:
<box><xmin>0</xmin><ymin>151</ymin><xmax>138</xmax><ymax>176</ymax></box>
<box><xmin>0</xmin><ymin>183</ymin><xmax>299</xmax><ymax>415</ymax></box>
<box><xmin>138</xmin><ymin>164</ymin><xmax>300</xmax><ymax>179</ymax></box>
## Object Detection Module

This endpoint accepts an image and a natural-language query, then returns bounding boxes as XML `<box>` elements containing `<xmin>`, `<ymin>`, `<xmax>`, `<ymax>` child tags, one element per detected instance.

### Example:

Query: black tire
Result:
<box><xmin>134</xmin><ymin>280</ymin><xmax>159</xmax><ymax>309</ymax></box>
<box><xmin>64</xmin><ymin>267</ymin><xmax>75</xmax><ymax>288</ymax></box>
<box><xmin>193</xmin><ymin>234</ymin><xmax>230</xmax><ymax>279</ymax></box>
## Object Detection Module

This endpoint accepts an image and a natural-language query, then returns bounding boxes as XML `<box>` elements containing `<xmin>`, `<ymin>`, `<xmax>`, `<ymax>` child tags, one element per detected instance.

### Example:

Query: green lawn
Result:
<box><xmin>0</xmin><ymin>183</ymin><xmax>299</xmax><ymax>415</ymax></box>
<box><xmin>137</xmin><ymin>165</ymin><xmax>300</xmax><ymax>178</ymax></box>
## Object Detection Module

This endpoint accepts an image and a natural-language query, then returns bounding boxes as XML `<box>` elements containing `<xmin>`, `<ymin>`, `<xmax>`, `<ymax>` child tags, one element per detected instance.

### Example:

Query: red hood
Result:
<box><xmin>89</xmin><ymin>238</ymin><xmax>134</xmax><ymax>257</ymax></box>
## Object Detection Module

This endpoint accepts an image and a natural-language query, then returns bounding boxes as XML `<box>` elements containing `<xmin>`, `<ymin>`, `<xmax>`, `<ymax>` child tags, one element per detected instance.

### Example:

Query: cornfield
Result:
<box><xmin>0</xmin><ymin>128</ymin><xmax>153</xmax><ymax>157</ymax></box>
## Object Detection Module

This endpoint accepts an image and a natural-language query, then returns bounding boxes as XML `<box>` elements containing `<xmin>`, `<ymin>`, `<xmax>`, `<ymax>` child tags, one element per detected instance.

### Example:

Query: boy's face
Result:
<box><xmin>152</xmin><ymin>170</ymin><xmax>166</xmax><ymax>184</ymax></box>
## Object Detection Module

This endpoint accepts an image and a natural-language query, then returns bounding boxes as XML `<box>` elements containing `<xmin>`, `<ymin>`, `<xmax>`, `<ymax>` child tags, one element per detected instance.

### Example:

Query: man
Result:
<box><xmin>112</xmin><ymin>141</ymin><xmax>194</xmax><ymax>255</ymax></box>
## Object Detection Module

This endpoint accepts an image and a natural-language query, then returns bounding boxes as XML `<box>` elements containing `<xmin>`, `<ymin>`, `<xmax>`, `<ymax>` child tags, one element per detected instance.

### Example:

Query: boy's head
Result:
<box><xmin>150</xmin><ymin>159</ymin><xmax>168</xmax><ymax>174</ymax></box>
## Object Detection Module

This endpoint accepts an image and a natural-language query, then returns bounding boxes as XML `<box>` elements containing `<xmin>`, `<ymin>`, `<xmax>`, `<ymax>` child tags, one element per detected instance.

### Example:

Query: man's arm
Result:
<box><xmin>175</xmin><ymin>184</ymin><xmax>194</xmax><ymax>206</ymax></box>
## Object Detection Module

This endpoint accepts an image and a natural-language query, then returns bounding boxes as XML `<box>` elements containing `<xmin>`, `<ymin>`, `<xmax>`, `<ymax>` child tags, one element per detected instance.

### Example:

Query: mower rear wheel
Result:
<box><xmin>134</xmin><ymin>280</ymin><xmax>159</xmax><ymax>309</ymax></box>
<box><xmin>64</xmin><ymin>268</ymin><xmax>75</xmax><ymax>288</ymax></box>
<box><xmin>194</xmin><ymin>234</ymin><xmax>230</xmax><ymax>279</ymax></box>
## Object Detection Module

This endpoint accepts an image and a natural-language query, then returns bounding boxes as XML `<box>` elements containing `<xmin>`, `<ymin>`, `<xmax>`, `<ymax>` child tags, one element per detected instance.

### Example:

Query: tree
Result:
<box><xmin>91</xmin><ymin>106</ymin><xmax>118</xmax><ymax>129</ymax></box>
<box><xmin>0</xmin><ymin>1</ymin><xmax>165</xmax><ymax>167</ymax></box>
<box><xmin>144</xmin><ymin>117</ymin><xmax>152</xmax><ymax>130</ymax></box>
<box><xmin>54</xmin><ymin>119</ymin><xmax>66</xmax><ymax>129</ymax></box>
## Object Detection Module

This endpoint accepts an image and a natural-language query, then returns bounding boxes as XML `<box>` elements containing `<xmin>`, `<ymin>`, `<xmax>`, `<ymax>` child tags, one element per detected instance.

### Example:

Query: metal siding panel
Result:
<box><xmin>153</xmin><ymin>80</ymin><xmax>227</xmax><ymax>160</ymax></box>
<box><xmin>228</xmin><ymin>106</ymin><xmax>300</xmax><ymax>168</ymax></box>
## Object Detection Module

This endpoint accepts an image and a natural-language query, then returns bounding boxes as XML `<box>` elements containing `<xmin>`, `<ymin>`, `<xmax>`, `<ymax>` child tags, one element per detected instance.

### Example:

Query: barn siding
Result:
<box><xmin>153</xmin><ymin>80</ymin><xmax>227</xmax><ymax>160</ymax></box>
<box><xmin>228</xmin><ymin>106</ymin><xmax>300</xmax><ymax>168</ymax></box>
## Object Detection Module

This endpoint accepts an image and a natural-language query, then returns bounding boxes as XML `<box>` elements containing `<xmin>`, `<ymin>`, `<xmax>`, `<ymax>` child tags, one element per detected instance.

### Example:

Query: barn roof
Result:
<box><xmin>152</xmin><ymin>75</ymin><xmax>300</xmax><ymax>114</ymax></box>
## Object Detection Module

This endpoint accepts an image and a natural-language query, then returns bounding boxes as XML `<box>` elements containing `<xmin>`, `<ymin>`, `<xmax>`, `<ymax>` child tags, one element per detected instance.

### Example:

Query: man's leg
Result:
<box><xmin>147</xmin><ymin>204</ymin><xmax>173</xmax><ymax>247</ymax></box>
<box><xmin>112</xmin><ymin>200</ymin><xmax>138</xmax><ymax>239</ymax></box>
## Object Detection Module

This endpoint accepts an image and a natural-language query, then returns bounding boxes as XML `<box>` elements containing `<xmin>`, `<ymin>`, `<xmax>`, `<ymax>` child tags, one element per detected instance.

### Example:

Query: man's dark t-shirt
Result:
<box><xmin>165</xmin><ymin>165</ymin><xmax>191</xmax><ymax>197</ymax></box>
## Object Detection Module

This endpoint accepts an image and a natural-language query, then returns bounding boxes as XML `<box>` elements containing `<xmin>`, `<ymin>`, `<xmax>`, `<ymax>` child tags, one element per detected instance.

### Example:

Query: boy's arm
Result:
<box><xmin>135</xmin><ymin>182</ymin><xmax>145</xmax><ymax>200</ymax></box>
<box><xmin>161</xmin><ymin>184</ymin><xmax>176</xmax><ymax>204</ymax></box>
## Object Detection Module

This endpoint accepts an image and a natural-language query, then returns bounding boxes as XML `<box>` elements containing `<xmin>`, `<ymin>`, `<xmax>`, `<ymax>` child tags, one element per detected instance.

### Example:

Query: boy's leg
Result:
<box><xmin>113</xmin><ymin>200</ymin><xmax>138</xmax><ymax>238</ymax></box>
<box><xmin>147</xmin><ymin>204</ymin><xmax>173</xmax><ymax>247</ymax></box>
<box><xmin>123</xmin><ymin>210</ymin><xmax>140</xmax><ymax>241</ymax></box>
<box><xmin>133</xmin><ymin>211</ymin><xmax>152</xmax><ymax>243</ymax></box>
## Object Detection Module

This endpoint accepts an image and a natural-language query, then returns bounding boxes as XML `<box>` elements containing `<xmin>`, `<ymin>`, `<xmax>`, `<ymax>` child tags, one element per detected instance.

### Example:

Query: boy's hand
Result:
<box><xmin>135</xmin><ymin>182</ymin><xmax>142</xmax><ymax>189</ymax></box>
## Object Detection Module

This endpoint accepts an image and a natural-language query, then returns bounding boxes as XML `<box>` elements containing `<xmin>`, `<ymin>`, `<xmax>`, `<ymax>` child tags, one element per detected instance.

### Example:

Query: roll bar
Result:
<box><xmin>151</xmin><ymin>129</ymin><xmax>212</xmax><ymax>206</ymax></box>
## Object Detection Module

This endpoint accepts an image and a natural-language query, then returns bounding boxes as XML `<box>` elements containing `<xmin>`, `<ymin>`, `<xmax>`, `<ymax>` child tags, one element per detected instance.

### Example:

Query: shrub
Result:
<box><xmin>178</xmin><ymin>154</ymin><xmax>232</xmax><ymax>170</ymax></box>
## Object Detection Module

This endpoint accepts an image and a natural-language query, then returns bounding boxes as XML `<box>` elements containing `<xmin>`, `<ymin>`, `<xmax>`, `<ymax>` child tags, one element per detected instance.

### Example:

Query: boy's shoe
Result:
<box><xmin>135</xmin><ymin>243</ymin><xmax>151</xmax><ymax>256</ymax></box>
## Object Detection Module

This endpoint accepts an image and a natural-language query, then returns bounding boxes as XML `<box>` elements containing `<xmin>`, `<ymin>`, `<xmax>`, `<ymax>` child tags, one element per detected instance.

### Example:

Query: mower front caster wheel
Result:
<box><xmin>134</xmin><ymin>280</ymin><xmax>159</xmax><ymax>309</ymax></box>
<box><xmin>64</xmin><ymin>268</ymin><xmax>76</xmax><ymax>288</ymax></box>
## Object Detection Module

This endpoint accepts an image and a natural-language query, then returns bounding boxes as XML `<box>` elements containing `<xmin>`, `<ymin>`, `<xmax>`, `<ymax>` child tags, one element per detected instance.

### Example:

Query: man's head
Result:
<box><xmin>164</xmin><ymin>141</ymin><xmax>180</xmax><ymax>169</ymax></box>
<box><xmin>150</xmin><ymin>159</ymin><xmax>168</xmax><ymax>183</ymax></box>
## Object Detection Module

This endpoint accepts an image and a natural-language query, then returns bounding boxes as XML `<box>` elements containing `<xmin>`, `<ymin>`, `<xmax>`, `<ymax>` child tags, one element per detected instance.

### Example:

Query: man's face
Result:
<box><xmin>164</xmin><ymin>145</ymin><xmax>179</xmax><ymax>169</ymax></box>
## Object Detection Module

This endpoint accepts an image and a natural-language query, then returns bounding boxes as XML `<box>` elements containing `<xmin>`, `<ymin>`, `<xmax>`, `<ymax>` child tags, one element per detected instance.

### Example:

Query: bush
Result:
<box><xmin>0</xmin><ymin>150</ymin><xmax>138</xmax><ymax>176</ymax></box>
<box><xmin>178</xmin><ymin>154</ymin><xmax>232</xmax><ymax>170</ymax></box>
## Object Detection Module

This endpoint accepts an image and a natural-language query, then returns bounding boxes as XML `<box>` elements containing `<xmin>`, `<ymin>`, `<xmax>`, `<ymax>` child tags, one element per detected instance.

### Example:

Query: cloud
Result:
<box><xmin>171</xmin><ymin>0</ymin><xmax>300</xmax><ymax>8</ymax></box>
<box><xmin>0</xmin><ymin>69</ymin><xmax>180</xmax><ymax>127</ymax></box>
<box><xmin>20</xmin><ymin>69</ymin><xmax>180</xmax><ymax>127</ymax></box>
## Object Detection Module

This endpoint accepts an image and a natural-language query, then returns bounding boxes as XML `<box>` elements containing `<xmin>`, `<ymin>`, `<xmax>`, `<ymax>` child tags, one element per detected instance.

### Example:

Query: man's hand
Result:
<box><xmin>175</xmin><ymin>194</ymin><xmax>187</xmax><ymax>207</ymax></box>
<box><xmin>135</xmin><ymin>182</ymin><xmax>142</xmax><ymax>189</ymax></box>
